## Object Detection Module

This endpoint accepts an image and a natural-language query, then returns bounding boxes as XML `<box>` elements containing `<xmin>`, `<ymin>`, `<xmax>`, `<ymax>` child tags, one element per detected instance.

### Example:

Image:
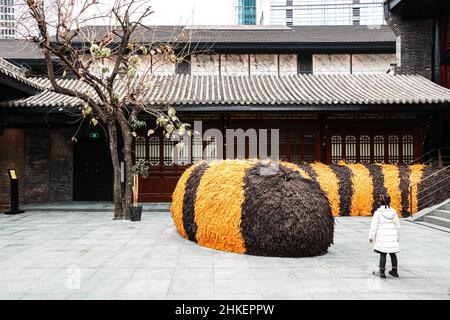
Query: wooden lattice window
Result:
<box><xmin>402</xmin><ymin>135</ymin><xmax>414</xmax><ymax>164</ymax></box>
<box><xmin>291</xmin><ymin>137</ymin><xmax>301</xmax><ymax>164</ymax></box>
<box><xmin>279</xmin><ymin>133</ymin><xmax>289</xmax><ymax>162</ymax></box>
<box><xmin>345</xmin><ymin>135</ymin><xmax>356</xmax><ymax>163</ymax></box>
<box><xmin>163</xmin><ymin>138</ymin><xmax>174</xmax><ymax>165</ymax></box>
<box><xmin>148</xmin><ymin>137</ymin><xmax>160</xmax><ymax>166</ymax></box>
<box><xmin>388</xmin><ymin>135</ymin><xmax>399</xmax><ymax>164</ymax></box>
<box><xmin>192</xmin><ymin>135</ymin><xmax>203</xmax><ymax>163</ymax></box>
<box><xmin>174</xmin><ymin>141</ymin><xmax>190</xmax><ymax>165</ymax></box>
<box><xmin>135</xmin><ymin>137</ymin><xmax>146</xmax><ymax>160</ymax></box>
<box><xmin>374</xmin><ymin>135</ymin><xmax>385</xmax><ymax>163</ymax></box>
<box><xmin>204</xmin><ymin>136</ymin><xmax>217</xmax><ymax>161</ymax></box>
<box><xmin>359</xmin><ymin>135</ymin><xmax>371</xmax><ymax>163</ymax></box>
<box><xmin>331</xmin><ymin>135</ymin><xmax>342</xmax><ymax>164</ymax></box>
<box><xmin>304</xmin><ymin>134</ymin><xmax>316</xmax><ymax>162</ymax></box>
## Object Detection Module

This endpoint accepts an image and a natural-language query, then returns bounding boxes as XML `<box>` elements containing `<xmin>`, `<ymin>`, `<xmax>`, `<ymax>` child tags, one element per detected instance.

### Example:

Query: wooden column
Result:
<box><xmin>319</xmin><ymin>114</ymin><xmax>328</xmax><ymax>163</ymax></box>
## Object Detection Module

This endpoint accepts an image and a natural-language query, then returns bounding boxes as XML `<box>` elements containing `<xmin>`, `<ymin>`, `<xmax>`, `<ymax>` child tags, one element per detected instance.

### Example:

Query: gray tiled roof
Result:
<box><xmin>0</xmin><ymin>58</ymin><xmax>44</xmax><ymax>90</ymax></box>
<box><xmin>1</xmin><ymin>26</ymin><xmax>395</xmax><ymax>62</ymax></box>
<box><xmin>3</xmin><ymin>74</ymin><xmax>450</xmax><ymax>109</ymax></box>
<box><xmin>73</xmin><ymin>25</ymin><xmax>396</xmax><ymax>44</ymax></box>
<box><xmin>0</xmin><ymin>39</ymin><xmax>44</xmax><ymax>60</ymax></box>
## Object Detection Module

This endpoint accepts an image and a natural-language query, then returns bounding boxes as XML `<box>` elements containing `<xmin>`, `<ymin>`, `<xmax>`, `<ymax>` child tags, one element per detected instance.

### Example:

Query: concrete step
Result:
<box><xmin>412</xmin><ymin>221</ymin><xmax>450</xmax><ymax>233</ymax></box>
<box><xmin>444</xmin><ymin>204</ymin><xmax>450</xmax><ymax>211</ymax></box>
<box><xmin>423</xmin><ymin>215</ymin><xmax>450</xmax><ymax>229</ymax></box>
<box><xmin>145</xmin><ymin>206</ymin><xmax>171</xmax><ymax>213</ymax></box>
<box><xmin>430</xmin><ymin>209</ymin><xmax>450</xmax><ymax>219</ymax></box>
<box><xmin>24</xmin><ymin>207</ymin><xmax>171</xmax><ymax>213</ymax></box>
<box><xmin>22</xmin><ymin>202</ymin><xmax>171</xmax><ymax>213</ymax></box>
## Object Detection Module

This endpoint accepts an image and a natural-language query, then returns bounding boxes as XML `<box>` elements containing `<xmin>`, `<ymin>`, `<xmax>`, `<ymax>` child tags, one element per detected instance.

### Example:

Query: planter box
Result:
<box><xmin>130</xmin><ymin>205</ymin><xmax>143</xmax><ymax>221</ymax></box>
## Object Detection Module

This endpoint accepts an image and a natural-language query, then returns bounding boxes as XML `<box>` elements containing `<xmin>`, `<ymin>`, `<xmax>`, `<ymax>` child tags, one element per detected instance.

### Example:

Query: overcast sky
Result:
<box><xmin>15</xmin><ymin>0</ymin><xmax>235</xmax><ymax>37</ymax></box>
<box><xmin>144</xmin><ymin>0</ymin><xmax>234</xmax><ymax>25</ymax></box>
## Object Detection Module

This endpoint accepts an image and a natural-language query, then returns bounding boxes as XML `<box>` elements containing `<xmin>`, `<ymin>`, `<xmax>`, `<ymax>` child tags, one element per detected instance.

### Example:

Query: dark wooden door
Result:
<box><xmin>73</xmin><ymin>137</ymin><xmax>113</xmax><ymax>201</ymax></box>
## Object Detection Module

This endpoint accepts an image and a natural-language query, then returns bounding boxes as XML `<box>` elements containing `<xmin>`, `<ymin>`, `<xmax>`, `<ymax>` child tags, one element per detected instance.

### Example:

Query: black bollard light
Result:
<box><xmin>4</xmin><ymin>169</ymin><xmax>25</xmax><ymax>215</ymax></box>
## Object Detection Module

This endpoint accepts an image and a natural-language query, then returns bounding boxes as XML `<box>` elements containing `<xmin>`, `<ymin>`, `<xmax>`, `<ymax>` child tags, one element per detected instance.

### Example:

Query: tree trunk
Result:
<box><xmin>122</xmin><ymin>135</ymin><xmax>133</xmax><ymax>220</ymax></box>
<box><xmin>117</xmin><ymin>114</ymin><xmax>133</xmax><ymax>220</ymax></box>
<box><xmin>107</xmin><ymin>121</ymin><xmax>124</xmax><ymax>219</ymax></box>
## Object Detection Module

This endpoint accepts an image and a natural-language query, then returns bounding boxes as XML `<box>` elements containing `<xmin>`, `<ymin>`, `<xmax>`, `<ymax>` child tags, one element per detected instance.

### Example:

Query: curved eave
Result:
<box><xmin>174</xmin><ymin>41</ymin><xmax>396</xmax><ymax>53</ymax></box>
<box><xmin>0</xmin><ymin>73</ymin><xmax>41</xmax><ymax>95</ymax></box>
<box><xmin>172</xmin><ymin>103</ymin><xmax>450</xmax><ymax>113</ymax></box>
<box><xmin>70</xmin><ymin>41</ymin><xmax>396</xmax><ymax>54</ymax></box>
<box><xmin>3</xmin><ymin>103</ymin><xmax>450</xmax><ymax>115</ymax></box>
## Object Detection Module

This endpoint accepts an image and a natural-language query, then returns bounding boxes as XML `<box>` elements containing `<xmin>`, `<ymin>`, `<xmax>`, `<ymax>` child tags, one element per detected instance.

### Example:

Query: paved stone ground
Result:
<box><xmin>0</xmin><ymin>207</ymin><xmax>450</xmax><ymax>300</ymax></box>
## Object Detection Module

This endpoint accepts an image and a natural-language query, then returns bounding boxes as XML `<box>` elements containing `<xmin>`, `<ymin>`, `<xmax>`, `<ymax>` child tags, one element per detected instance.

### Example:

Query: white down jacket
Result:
<box><xmin>369</xmin><ymin>207</ymin><xmax>400</xmax><ymax>253</ymax></box>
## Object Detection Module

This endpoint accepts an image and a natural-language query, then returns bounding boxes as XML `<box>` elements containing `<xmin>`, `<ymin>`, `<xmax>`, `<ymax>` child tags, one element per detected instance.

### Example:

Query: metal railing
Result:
<box><xmin>409</xmin><ymin>165</ymin><xmax>450</xmax><ymax>216</ymax></box>
<box><xmin>412</xmin><ymin>147</ymin><xmax>450</xmax><ymax>166</ymax></box>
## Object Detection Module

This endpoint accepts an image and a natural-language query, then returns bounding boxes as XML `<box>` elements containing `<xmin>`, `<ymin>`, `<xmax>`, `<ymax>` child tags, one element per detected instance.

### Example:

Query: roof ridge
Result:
<box><xmin>0</xmin><ymin>58</ymin><xmax>46</xmax><ymax>92</ymax></box>
<box><xmin>0</xmin><ymin>58</ymin><xmax>28</xmax><ymax>76</ymax></box>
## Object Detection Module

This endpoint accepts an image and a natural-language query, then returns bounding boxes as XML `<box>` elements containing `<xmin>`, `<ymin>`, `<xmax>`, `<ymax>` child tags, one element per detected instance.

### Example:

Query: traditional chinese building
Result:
<box><xmin>1</xmin><ymin>24</ymin><xmax>449</xmax><ymax>205</ymax></box>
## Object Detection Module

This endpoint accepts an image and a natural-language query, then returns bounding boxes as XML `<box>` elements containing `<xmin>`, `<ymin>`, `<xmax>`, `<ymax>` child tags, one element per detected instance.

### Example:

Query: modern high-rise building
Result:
<box><xmin>267</xmin><ymin>0</ymin><xmax>385</xmax><ymax>26</ymax></box>
<box><xmin>0</xmin><ymin>0</ymin><xmax>15</xmax><ymax>39</ymax></box>
<box><xmin>234</xmin><ymin>0</ymin><xmax>258</xmax><ymax>25</ymax></box>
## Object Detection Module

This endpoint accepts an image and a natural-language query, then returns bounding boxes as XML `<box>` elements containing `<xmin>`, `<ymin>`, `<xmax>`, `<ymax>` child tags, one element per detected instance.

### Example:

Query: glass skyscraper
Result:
<box><xmin>235</xmin><ymin>0</ymin><xmax>257</xmax><ymax>25</ymax></box>
<box><xmin>269</xmin><ymin>0</ymin><xmax>385</xmax><ymax>26</ymax></box>
<box><xmin>0</xmin><ymin>0</ymin><xmax>15</xmax><ymax>39</ymax></box>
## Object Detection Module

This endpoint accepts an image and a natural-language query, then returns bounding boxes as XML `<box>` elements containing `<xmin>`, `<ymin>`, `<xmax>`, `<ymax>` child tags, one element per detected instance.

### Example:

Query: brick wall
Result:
<box><xmin>24</xmin><ymin>129</ymin><xmax>51</xmax><ymax>202</ymax></box>
<box><xmin>0</xmin><ymin>129</ymin><xmax>25</xmax><ymax>208</ymax></box>
<box><xmin>386</xmin><ymin>11</ymin><xmax>433</xmax><ymax>79</ymax></box>
<box><xmin>50</xmin><ymin>129</ymin><xmax>73</xmax><ymax>201</ymax></box>
<box><xmin>0</xmin><ymin>128</ymin><xmax>73</xmax><ymax>209</ymax></box>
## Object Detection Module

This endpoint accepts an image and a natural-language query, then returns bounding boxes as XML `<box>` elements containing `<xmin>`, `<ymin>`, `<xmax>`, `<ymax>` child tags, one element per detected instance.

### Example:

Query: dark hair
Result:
<box><xmin>378</xmin><ymin>194</ymin><xmax>391</xmax><ymax>209</ymax></box>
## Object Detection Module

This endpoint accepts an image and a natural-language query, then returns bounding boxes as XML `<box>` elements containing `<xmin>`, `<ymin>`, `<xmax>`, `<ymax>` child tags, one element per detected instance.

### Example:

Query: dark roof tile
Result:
<box><xmin>73</xmin><ymin>25</ymin><xmax>395</xmax><ymax>44</ymax></box>
<box><xmin>3</xmin><ymin>74</ymin><xmax>450</xmax><ymax>109</ymax></box>
<box><xmin>0</xmin><ymin>39</ymin><xmax>44</xmax><ymax>60</ymax></box>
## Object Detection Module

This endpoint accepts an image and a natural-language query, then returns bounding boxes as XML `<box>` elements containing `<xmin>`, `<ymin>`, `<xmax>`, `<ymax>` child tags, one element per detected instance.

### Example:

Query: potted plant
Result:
<box><xmin>130</xmin><ymin>159</ymin><xmax>149</xmax><ymax>221</ymax></box>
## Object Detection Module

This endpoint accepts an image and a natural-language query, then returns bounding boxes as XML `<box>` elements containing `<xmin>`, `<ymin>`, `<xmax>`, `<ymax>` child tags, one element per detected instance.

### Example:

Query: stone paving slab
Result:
<box><xmin>0</xmin><ymin>209</ymin><xmax>450</xmax><ymax>300</ymax></box>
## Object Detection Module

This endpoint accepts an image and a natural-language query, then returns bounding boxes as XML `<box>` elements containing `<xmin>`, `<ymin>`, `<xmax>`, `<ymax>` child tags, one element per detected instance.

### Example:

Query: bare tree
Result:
<box><xmin>20</xmin><ymin>0</ymin><xmax>196</xmax><ymax>219</ymax></box>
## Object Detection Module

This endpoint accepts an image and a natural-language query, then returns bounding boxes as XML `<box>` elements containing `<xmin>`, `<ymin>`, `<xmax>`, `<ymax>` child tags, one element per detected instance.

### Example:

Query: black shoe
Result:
<box><xmin>389</xmin><ymin>269</ymin><xmax>399</xmax><ymax>277</ymax></box>
<box><xmin>373</xmin><ymin>270</ymin><xmax>386</xmax><ymax>279</ymax></box>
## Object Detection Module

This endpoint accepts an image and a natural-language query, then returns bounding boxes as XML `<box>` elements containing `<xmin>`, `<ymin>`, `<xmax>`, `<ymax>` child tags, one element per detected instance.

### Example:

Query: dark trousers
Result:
<box><xmin>379</xmin><ymin>252</ymin><xmax>398</xmax><ymax>270</ymax></box>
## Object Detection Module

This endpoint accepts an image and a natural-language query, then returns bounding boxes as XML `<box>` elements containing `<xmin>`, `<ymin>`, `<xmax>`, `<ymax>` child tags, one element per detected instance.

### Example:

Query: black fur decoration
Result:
<box><xmin>240</xmin><ymin>162</ymin><xmax>334</xmax><ymax>257</ymax></box>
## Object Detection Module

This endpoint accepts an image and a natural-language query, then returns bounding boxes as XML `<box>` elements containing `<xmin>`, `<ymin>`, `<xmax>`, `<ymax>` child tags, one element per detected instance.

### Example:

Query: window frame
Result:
<box><xmin>328</xmin><ymin>132</ymin><xmax>416</xmax><ymax>164</ymax></box>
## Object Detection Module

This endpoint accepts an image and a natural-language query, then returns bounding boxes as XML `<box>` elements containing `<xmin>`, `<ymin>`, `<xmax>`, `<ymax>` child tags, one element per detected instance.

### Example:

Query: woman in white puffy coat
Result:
<box><xmin>369</xmin><ymin>194</ymin><xmax>400</xmax><ymax>278</ymax></box>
